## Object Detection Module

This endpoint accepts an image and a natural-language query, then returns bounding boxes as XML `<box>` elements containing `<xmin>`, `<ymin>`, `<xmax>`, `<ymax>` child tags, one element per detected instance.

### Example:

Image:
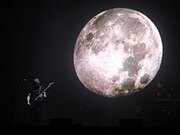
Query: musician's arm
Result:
<box><xmin>27</xmin><ymin>93</ymin><xmax>31</xmax><ymax>106</ymax></box>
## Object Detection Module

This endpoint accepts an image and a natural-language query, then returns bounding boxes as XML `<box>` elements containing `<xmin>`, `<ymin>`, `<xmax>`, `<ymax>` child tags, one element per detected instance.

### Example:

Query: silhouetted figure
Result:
<box><xmin>27</xmin><ymin>78</ymin><xmax>47</xmax><ymax>125</ymax></box>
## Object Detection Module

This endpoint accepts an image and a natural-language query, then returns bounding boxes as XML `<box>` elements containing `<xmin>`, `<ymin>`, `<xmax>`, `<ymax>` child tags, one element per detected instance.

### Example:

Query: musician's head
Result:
<box><xmin>34</xmin><ymin>78</ymin><xmax>40</xmax><ymax>84</ymax></box>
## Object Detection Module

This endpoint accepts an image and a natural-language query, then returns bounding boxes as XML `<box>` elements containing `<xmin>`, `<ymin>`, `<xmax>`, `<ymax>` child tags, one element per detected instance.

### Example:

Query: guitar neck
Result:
<box><xmin>30</xmin><ymin>83</ymin><xmax>53</xmax><ymax>104</ymax></box>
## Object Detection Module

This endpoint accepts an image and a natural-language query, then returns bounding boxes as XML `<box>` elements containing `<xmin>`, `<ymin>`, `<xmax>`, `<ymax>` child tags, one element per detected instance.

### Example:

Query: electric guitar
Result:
<box><xmin>29</xmin><ymin>82</ymin><xmax>54</xmax><ymax>106</ymax></box>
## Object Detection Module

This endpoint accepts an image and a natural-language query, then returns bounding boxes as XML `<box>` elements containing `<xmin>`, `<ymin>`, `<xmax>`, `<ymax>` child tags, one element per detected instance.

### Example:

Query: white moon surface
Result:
<box><xmin>73</xmin><ymin>8</ymin><xmax>163</xmax><ymax>97</ymax></box>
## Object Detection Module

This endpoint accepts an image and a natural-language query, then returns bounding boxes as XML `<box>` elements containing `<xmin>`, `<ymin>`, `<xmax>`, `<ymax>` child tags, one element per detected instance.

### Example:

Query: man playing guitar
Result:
<box><xmin>27</xmin><ymin>78</ymin><xmax>54</xmax><ymax>125</ymax></box>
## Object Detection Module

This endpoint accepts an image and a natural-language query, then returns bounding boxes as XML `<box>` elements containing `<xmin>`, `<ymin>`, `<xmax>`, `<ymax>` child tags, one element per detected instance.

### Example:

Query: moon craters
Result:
<box><xmin>121</xmin><ymin>78</ymin><xmax>135</xmax><ymax>91</ymax></box>
<box><xmin>133</xmin><ymin>43</ymin><xmax>147</xmax><ymax>61</ymax></box>
<box><xmin>123</xmin><ymin>57</ymin><xmax>139</xmax><ymax>77</ymax></box>
<box><xmin>86</xmin><ymin>32</ymin><xmax>94</xmax><ymax>42</ymax></box>
<box><xmin>140</xmin><ymin>74</ymin><xmax>149</xmax><ymax>84</ymax></box>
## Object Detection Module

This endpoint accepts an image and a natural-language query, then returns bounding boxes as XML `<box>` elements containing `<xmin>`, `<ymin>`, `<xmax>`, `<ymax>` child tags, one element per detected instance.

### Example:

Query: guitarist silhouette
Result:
<box><xmin>27</xmin><ymin>78</ymin><xmax>54</xmax><ymax>125</ymax></box>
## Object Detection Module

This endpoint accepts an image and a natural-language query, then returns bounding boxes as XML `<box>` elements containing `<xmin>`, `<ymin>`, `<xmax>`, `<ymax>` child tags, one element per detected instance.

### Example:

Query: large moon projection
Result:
<box><xmin>73</xmin><ymin>8</ymin><xmax>163</xmax><ymax>97</ymax></box>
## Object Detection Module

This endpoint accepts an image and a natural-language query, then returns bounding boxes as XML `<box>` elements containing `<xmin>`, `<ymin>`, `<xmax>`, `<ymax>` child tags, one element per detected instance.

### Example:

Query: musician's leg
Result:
<box><xmin>35</xmin><ymin>102</ymin><xmax>44</xmax><ymax>125</ymax></box>
<box><xmin>30</xmin><ymin>105</ymin><xmax>39</xmax><ymax>125</ymax></box>
<box><xmin>30</xmin><ymin>107</ymin><xmax>35</xmax><ymax>124</ymax></box>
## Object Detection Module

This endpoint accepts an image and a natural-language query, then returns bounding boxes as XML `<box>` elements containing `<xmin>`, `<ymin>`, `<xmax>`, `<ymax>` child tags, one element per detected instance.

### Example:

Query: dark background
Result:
<box><xmin>1</xmin><ymin>0</ymin><xmax>179</xmax><ymax>126</ymax></box>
